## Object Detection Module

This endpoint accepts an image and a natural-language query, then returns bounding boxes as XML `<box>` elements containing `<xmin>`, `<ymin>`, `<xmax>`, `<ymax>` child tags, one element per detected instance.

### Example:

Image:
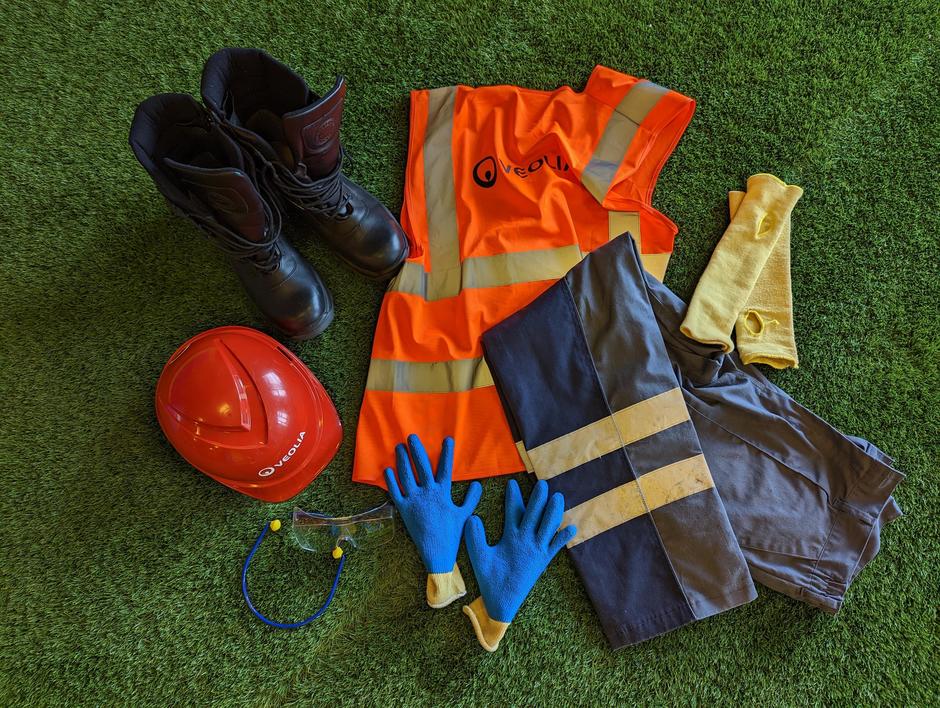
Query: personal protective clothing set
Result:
<box><xmin>134</xmin><ymin>55</ymin><xmax>904</xmax><ymax>651</ymax></box>
<box><xmin>359</xmin><ymin>67</ymin><xmax>904</xmax><ymax>650</ymax></box>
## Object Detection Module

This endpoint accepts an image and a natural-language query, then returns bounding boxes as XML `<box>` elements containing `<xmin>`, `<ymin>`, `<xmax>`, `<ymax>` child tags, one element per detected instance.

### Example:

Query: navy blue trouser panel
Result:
<box><xmin>483</xmin><ymin>235</ymin><xmax>757</xmax><ymax>648</ymax></box>
<box><xmin>569</xmin><ymin>513</ymin><xmax>696</xmax><ymax>648</ymax></box>
<box><xmin>483</xmin><ymin>282</ymin><xmax>698</xmax><ymax>646</ymax></box>
<box><xmin>563</xmin><ymin>234</ymin><xmax>757</xmax><ymax>620</ymax></box>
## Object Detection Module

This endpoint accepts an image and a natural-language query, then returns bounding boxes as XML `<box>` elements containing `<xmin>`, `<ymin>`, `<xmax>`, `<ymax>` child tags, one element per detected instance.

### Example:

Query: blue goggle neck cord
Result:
<box><xmin>241</xmin><ymin>520</ymin><xmax>345</xmax><ymax>629</ymax></box>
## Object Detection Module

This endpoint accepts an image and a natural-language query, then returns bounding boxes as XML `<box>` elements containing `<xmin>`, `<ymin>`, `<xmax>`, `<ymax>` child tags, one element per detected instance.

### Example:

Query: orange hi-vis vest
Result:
<box><xmin>354</xmin><ymin>66</ymin><xmax>695</xmax><ymax>487</ymax></box>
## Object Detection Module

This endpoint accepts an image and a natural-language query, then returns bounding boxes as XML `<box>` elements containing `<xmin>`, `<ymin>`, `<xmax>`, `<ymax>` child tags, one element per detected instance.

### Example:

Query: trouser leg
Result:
<box><xmin>641</xmin><ymin>249</ymin><xmax>904</xmax><ymax>612</ymax></box>
<box><xmin>483</xmin><ymin>232</ymin><xmax>756</xmax><ymax>648</ymax></box>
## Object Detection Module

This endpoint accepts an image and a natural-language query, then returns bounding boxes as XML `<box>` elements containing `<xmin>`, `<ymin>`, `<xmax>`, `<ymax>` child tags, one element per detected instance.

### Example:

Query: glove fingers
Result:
<box><xmin>395</xmin><ymin>442</ymin><xmax>417</xmax><ymax>493</ymax></box>
<box><xmin>504</xmin><ymin>479</ymin><xmax>525</xmax><ymax>530</ymax></box>
<box><xmin>520</xmin><ymin>479</ymin><xmax>548</xmax><ymax>532</ymax></box>
<box><xmin>464</xmin><ymin>515</ymin><xmax>490</xmax><ymax>565</ymax></box>
<box><xmin>548</xmin><ymin>524</ymin><xmax>577</xmax><ymax>556</ymax></box>
<box><xmin>435</xmin><ymin>436</ymin><xmax>455</xmax><ymax>485</ymax></box>
<box><xmin>536</xmin><ymin>492</ymin><xmax>566</xmax><ymax>546</ymax></box>
<box><xmin>460</xmin><ymin>480</ymin><xmax>483</xmax><ymax>515</ymax></box>
<box><xmin>384</xmin><ymin>467</ymin><xmax>404</xmax><ymax>503</ymax></box>
<box><xmin>407</xmin><ymin>434</ymin><xmax>435</xmax><ymax>486</ymax></box>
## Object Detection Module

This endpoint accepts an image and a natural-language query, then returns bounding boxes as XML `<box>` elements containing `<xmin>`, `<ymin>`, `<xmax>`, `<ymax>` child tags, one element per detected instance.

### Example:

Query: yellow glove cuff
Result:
<box><xmin>462</xmin><ymin>597</ymin><xmax>510</xmax><ymax>652</ymax></box>
<box><xmin>426</xmin><ymin>563</ymin><xmax>466</xmax><ymax>608</ymax></box>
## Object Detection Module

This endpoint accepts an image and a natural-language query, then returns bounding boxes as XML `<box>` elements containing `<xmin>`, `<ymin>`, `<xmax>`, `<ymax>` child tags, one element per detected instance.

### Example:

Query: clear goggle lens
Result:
<box><xmin>291</xmin><ymin>501</ymin><xmax>395</xmax><ymax>554</ymax></box>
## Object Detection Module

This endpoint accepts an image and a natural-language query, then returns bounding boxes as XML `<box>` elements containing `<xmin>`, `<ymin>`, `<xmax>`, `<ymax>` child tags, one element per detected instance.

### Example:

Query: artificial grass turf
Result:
<box><xmin>1</xmin><ymin>0</ymin><xmax>938</xmax><ymax>703</ymax></box>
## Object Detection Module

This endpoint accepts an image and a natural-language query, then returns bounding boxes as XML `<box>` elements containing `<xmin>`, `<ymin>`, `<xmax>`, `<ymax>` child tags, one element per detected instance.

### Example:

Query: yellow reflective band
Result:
<box><xmin>463</xmin><ymin>245</ymin><xmax>582</xmax><ymax>288</ymax></box>
<box><xmin>515</xmin><ymin>441</ymin><xmax>534</xmax><ymax>473</ymax></box>
<box><xmin>639</xmin><ymin>252</ymin><xmax>671</xmax><ymax>281</ymax></box>
<box><xmin>608</xmin><ymin>211</ymin><xmax>670</xmax><ymax>280</ymax></box>
<box><xmin>523</xmin><ymin>388</ymin><xmax>689</xmax><ymax>480</ymax></box>
<box><xmin>423</xmin><ymin>87</ymin><xmax>461</xmax><ymax>300</ymax></box>
<box><xmin>365</xmin><ymin>357</ymin><xmax>493</xmax><ymax>393</ymax></box>
<box><xmin>564</xmin><ymin>454</ymin><xmax>715</xmax><ymax>547</ymax></box>
<box><xmin>616</xmin><ymin>388</ymin><xmax>688</xmax><ymax>444</ymax></box>
<box><xmin>389</xmin><ymin>245</ymin><xmax>583</xmax><ymax>297</ymax></box>
<box><xmin>388</xmin><ymin>261</ymin><xmax>431</xmax><ymax>297</ymax></box>
<box><xmin>582</xmin><ymin>81</ymin><xmax>669</xmax><ymax>203</ymax></box>
<box><xmin>608</xmin><ymin>211</ymin><xmax>641</xmax><ymax>243</ymax></box>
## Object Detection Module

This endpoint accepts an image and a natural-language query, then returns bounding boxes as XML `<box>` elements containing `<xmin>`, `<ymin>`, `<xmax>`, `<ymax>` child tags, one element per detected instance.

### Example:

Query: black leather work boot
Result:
<box><xmin>129</xmin><ymin>94</ymin><xmax>334</xmax><ymax>340</ymax></box>
<box><xmin>201</xmin><ymin>48</ymin><xmax>409</xmax><ymax>281</ymax></box>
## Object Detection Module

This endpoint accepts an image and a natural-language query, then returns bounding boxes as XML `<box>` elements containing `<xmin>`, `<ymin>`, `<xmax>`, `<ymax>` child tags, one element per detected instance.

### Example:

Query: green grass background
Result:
<box><xmin>2</xmin><ymin>0</ymin><xmax>938</xmax><ymax>704</ymax></box>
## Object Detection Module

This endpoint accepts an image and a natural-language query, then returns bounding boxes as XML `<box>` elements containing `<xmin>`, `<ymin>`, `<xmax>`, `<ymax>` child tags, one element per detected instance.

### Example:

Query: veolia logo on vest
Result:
<box><xmin>472</xmin><ymin>153</ymin><xmax>570</xmax><ymax>188</ymax></box>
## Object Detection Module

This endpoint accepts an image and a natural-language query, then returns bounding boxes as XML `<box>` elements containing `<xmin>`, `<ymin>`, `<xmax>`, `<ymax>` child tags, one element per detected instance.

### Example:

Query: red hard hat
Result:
<box><xmin>155</xmin><ymin>326</ymin><xmax>342</xmax><ymax>502</ymax></box>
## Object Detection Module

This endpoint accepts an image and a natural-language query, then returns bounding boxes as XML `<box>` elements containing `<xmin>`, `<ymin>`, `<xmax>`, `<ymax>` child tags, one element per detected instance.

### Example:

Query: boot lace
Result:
<box><xmin>175</xmin><ymin>114</ymin><xmax>284</xmax><ymax>273</ymax></box>
<box><xmin>268</xmin><ymin>149</ymin><xmax>353</xmax><ymax>220</ymax></box>
<box><xmin>187</xmin><ymin>193</ymin><xmax>283</xmax><ymax>273</ymax></box>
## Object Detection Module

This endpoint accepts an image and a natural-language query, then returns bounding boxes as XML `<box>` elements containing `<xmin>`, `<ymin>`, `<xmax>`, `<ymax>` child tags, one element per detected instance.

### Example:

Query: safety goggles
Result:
<box><xmin>291</xmin><ymin>501</ymin><xmax>396</xmax><ymax>554</ymax></box>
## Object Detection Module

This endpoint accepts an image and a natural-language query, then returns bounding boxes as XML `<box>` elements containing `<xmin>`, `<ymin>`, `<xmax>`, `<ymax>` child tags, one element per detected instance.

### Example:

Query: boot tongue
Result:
<box><xmin>164</xmin><ymin>159</ymin><xmax>267</xmax><ymax>240</ymax></box>
<box><xmin>281</xmin><ymin>77</ymin><xmax>346</xmax><ymax>179</ymax></box>
<box><xmin>245</xmin><ymin>109</ymin><xmax>296</xmax><ymax>167</ymax></box>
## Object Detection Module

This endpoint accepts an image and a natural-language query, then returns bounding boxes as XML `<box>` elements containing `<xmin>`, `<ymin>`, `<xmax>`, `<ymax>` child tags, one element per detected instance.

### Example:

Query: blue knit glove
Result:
<box><xmin>384</xmin><ymin>434</ymin><xmax>482</xmax><ymax>608</ymax></box>
<box><xmin>462</xmin><ymin>479</ymin><xmax>576</xmax><ymax>651</ymax></box>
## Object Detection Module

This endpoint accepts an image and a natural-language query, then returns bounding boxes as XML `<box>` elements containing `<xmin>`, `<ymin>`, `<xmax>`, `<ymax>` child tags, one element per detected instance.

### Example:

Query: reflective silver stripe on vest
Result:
<box><xmin>582</xmin><ymin>81</ymin><xmax>669</xmax><ymax>203</ymax></box>
<box><xmin>365</xmin><ymin>357</ymin><xmax>493</xmax><ymax>393</ymax></box>
<box><xmin>423</xmin><ymin>87</ymin><xmax>462</xmax><ymax>300</ymax></box>
<box><xmin>390</xmin><ymin>244</ymin><xmax>584</xmax><ymax>297</ymax></box>
<box><xmin>608</xmin><ymin>210</ymin><xmax>670</xmax><ymax>281</ymax></box>
<box><xmin>608</xmin><ymin>211</ymin><xmax>641</xmax><ymax>243</ymax></box>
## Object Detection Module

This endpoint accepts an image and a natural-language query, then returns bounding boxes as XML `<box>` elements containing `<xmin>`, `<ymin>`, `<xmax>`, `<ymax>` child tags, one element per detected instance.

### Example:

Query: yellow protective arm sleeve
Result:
<box><xmin>462</xmin><ymin>597</ymin><xmax>510</xmax><ymax>652</ymax></box>
<box><xmin>426</xmin><ymin>563</ymin><xmax>466</xmax><ymax>608</ymax></box>
<box><xmin>680</xmin><ymin>173</ymin><xmax>802</xmax><ymax>356</ymax></box>
<box><xmin>729</xmin><ymin>189</ymin><xmax>800</xmax><ymax>368</ymax></box>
